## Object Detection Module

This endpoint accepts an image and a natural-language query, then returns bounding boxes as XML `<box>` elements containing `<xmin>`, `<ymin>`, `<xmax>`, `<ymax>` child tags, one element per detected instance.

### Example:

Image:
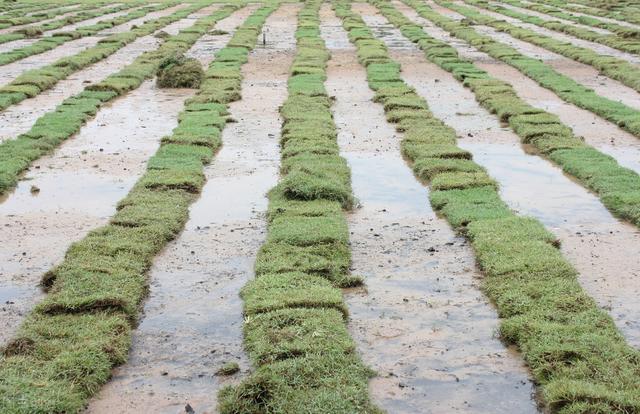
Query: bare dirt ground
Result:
<box><xmin>354</xmin><ymin>2</ymin><xmax>640</xmax><ymax>348</ymax></box>
<box><xmin>321</xmin><ymin>5</ymin><xmax>539</xmax><ymax>413</ymax></box>
<box><xmin>85</xmin><ymin>4</ymin><xmax>299</xmax><ymax>413</ymax></box>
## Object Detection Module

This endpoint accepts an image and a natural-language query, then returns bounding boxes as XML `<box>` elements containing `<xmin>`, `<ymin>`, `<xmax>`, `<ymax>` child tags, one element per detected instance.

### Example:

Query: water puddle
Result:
<box><xmin>359</xmin><ymin>1</ymin><xmax>640</xmax><ymax>349</ymax></box>
<box><xmin>322</xmin><ymin>5</ymin><xmax>539</xmax><ymax>413</ymax></box>
<box><xmin>425</xmin><ymin>1</ymin><xmax>640</xmax><ymax>112</ymax></box>
<box><xmin>85</xmin><ymin>4</ymin><xmax>299</xmax><ymax>413</ymax></box>
<box><xmin>0</xmin><ymin>4</ymin><xmax>186</xmax><ymax>86</ymax></box>
<box><xmin>0</xmin><ymin>80</ymin><xmax>193</xmax><ymax>346</ymax></box>
<box><xmin>393</xmin><ymin>1</ymin><xmax>640</xmax><ymax>175</ymax></box>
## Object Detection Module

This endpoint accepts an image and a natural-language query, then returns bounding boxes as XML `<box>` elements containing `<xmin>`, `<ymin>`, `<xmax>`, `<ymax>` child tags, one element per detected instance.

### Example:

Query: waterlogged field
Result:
<box><xmin>0</xmin><ymin>0</ymin><xmax>639</xmax><ymax>412</ymax></box>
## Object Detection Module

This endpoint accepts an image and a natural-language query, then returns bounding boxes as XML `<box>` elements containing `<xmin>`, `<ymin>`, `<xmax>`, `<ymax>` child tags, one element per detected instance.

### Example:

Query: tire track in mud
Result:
<box><xmin>0</xmin><ymin>4</ymin><xmax>186</xmax><ymax>86</ymax></box>
<box><xmin>0</xmin><ymin>4</ymin><xmax>212</xmax><ymax>143</ymax></box>
<box><xmin>392</xmin><ymin>1</ymin><xmax>640</xmax><ymax>177</ymax></box>
<box><xmin>0</xmin><ymin>4</ymin><xmax>147</xmax><ymax>54</ymax></box>
<box><xmin>0</xmin><ymin>4</ymin><xmax>251</xmax><ymax>349</ymax></box>
<box><xmin>426</xmin><ymin>1</ymin><xmax>640</xmax><ymax>111</ymax></box>
<box><xmin>321</xmin><ymin>5</ymin><xmax>538</xmax><ymax>413</ymax></box>
<box><xmin>85</xmin><ymin>4</ymin><xmax>298</xmax><ymax>413</ymax></box>
<box><xmin>353</xmin><ymin>2</ymin><xmax>640</xmax><ymax>348</ymax></box>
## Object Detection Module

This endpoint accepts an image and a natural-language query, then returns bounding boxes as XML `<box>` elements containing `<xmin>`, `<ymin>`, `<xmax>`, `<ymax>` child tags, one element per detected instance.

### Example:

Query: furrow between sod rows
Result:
<box><xmin>0</xmin><ymin>2</ymin><xmax>197</xmax><ymax>112</ymax></box>
<box><xmin>217</xmin><ymin>1</ymin><xmax>380</xmax><ymax>413</ymax></box>
<box><xmin>335</xmin><ymin>1</ymin><xmax>640</xmax><ymax>412</ymax></box>
<box><xmin>385</xmin><ymin>0</ymin><xmax>640</xmax><ymax>229</ymax></box>
<box><xmin>0</xmin><ymin>4</ymin><xmax>276</xmax><ymax>413</ymax></box>
<box><xmin>0</xmin><ymin>2</ymin><xmax>171</xmax><ymax>65</ymax></box>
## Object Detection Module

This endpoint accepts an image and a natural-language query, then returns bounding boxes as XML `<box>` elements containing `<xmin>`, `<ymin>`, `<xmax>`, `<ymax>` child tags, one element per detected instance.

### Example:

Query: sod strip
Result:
<box><xmin>532</xmin><ymin>0</ymin><xmax>640</xmax><ymax>26</ymax></box>
<box><xmin>0</xmin><ymin>3</ymin><xmax>235</xmax><ymax>196</ymax></box>
<box><xmin>497</xmin><ymin>0</ymin><xmax>640</xmax><ymax>41</ymax></box>
<box><xmin>0</xmin><ymin>1</ymin><xmax>108</xmax><ymax>31</ymax></box>
<box><xmin>383</xmin><ymin>0</ymin><xmax>640</xmax><ymax>227</ymax></box>
<box><xmin>335</xmin><ymin>1</ymin><xmax>640</xmax><ymax>412</ymax></box>
<box><xmin>434</xmin><ymin>1</ymin><xmax>640</xmax><ymax>94</ymax></box>
<box><xmin>390</xmin><ymin>2</ymin><xmax>640</xmax><ymax>138</ymax></box>
<box><xmin>0</xmin><ymin>5</ymin><xmax>273</xmax><ymax>413</ymax></box>
<box><xmin>0</xmin><ymin>3</ymin><xmax>202</xmax><ymax>112</ymax></box>
<box><xmin>0</xmin><ymin>3</ymin><xmax>173</xmax><ymax>66</ymax></box>
<box><xmin>217</xmin><ymin>2</ymin><xmax>379</xmax><ymax>413</ymax></box>
<box><xmin>0</xmin><ymin>2</ymin><xmax>144</xmax><ymax>45</ymax></box>
<box><xmin>461</xmin><ymin>0</ymin><xmax>640</xmax><ymax>55</ymax></box>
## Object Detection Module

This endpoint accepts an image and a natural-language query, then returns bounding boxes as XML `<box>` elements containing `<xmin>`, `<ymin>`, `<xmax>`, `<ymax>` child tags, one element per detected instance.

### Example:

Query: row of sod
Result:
<box><xmin>0</xmin><ymin>2</ymin><xmax>172</xmax><ymax>66</ymax></box>
<box><xmin>531</xmin><ymin>0</ymin><xmax>640</xmax><ymax>25</ymax></box>
<box><xmin>218</xmin><ymin>1</ymin><xmax>380</xmax><ymax>413</ymax></box>
<box><xmin>0</xmin><ymin>1</ymin><xmax>142</xmax><ymax>45</ymax></box>
<box><xmin>0</xmin><ymin>1</ymin><xmax>221</xmax><ymax>196</ymax></box>
<box><xmin>498</xmin><ymin>0</ymin><xmax>640</xmax><ymax>40</ymax></box>
<box><xmin>435</xmin><ymin>0</ymin><xmax>640</xmax><ymax>94</ymax></box>
<box><xmin>0</xmin><ymin>4</ymin><xmax>273</xmax><ymax>413</ymax></box>
<box><xmin>336</xmin><ymin>0</ymin><xmax>640</xmax><ymax>412</ymax></box>
<box><xmin>0</xmin><ymin>1</ymin><xmax>100</xmax><ymax>30</ymax></box>
<box><xmin>0</xmin><ymin>2</ymin><xmax>195</xmax><ymax>112</ymax></box>
<box><xmin>388</xmin><ymin>0</ymin><xmax>640</xmax><ymax>229</ymax></box>
<box><xmin>461</xmin><ymin>0</ymin><xmax>640</xmax><ymax>55</ymax></box>
<box><xmin>398</xmin><ymin>2</ymin><xmax>640</xmax><ymax>139</ymax></box>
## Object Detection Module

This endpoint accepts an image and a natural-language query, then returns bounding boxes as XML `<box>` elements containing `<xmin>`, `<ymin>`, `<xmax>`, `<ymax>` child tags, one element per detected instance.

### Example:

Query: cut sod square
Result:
<box><xmin>241</xmin><ymin>272</ymin><xmax>347</xmax><ymax>317</ymax></box>
<box><xmin>243</xmin><ymin>308</ymin><xmax>354</xmax><ymax>365</ymax></box>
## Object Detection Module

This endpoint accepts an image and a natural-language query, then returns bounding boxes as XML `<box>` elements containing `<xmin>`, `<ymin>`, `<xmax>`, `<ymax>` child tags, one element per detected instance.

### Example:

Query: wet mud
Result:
<box><xmin>0</xmin><ymin>4</ymin><xmax>149</xmax><ymax>54</ymax></box>
<box><xmin>393</xmin><ymin>1</ymin><xmax>640</xmax><ymax>174</ymax></box>
<box><xmin>85</xmin><ymin>4</ymin><xmax>299</xmax><ymax>413</ymax></box>
<box><xmin>426</xmin><ymin>1</ymin><xmax>640</xmax><ymax>112</ymax></box>
<box><xmin>355</xmin><ymin>2</ymin><xmax>640</xmax><ymax>348</ymax></box>
<box><xmin>0</xmin><ymin>4</ymin><xmax>186</xmax><ymax>87</ymax></box>
<box><xmin>0</xmin><ymin>79</ymin><xmax>193</xmax><ymax>346</ymax></box>
<box><xmin>0</xmin><ymin>4</ymin><xmax>214</xmax><ymax>143</ymax></box>
<box><xmin>322</xmin><ymin>4</ymin><xmax>539</xmax><ymax>413</ymax></box>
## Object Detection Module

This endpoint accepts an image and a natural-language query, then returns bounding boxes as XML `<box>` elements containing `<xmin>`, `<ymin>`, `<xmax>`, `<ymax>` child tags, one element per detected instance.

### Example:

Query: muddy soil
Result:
<box><xmin>451</xmin><ymin>0</ymin><xmax>640</xmax><ymax>64</ymax></box>
<box><xmin>426</xmin><ymin>1</ymin><xmax>640</xmax><ymax>112</ymax></box>
<box><xmin>0</xmin><ymin>3</ymin><xmax>90</xmax><ymax>35</ymax></box>
<box><xmin>354</xmin><ymin>2</ymin><xmax>640</xmax><ymax>348</ymax></box>
<box><xmin>321</xmin><ymin>5</ymin><xmax>539</xmax><ymax>413</ymax></box>
<box><xmin>0</xmin><ymin>4</ymin><xmax>186</xmax><ymax>86</ymax></box>
<box><xmin>85</xmin><ymin>5</ymin><xmax>299</xmax><ymax>413</ymax></box>
<box><xmin>0</xmin><ymin>4</ymin><xmax>149</xmax><ymax>54</ymax></box>
<box><xmin>0</xmin><ymin>4</ymin><xmax>216</xmax><ymax>143</ymax></box>
<box><xmin>392</xmin><ymin>1</ymin><xmax>640</xmax><ymax>174</ymax></box>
